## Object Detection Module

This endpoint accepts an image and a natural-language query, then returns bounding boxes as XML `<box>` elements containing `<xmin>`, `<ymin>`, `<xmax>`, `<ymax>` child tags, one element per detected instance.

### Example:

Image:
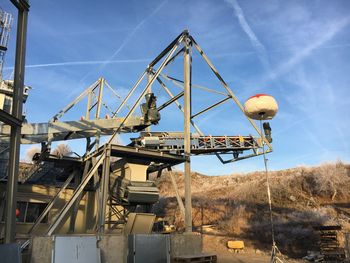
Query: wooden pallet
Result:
<box><xmin>314</xmin><ymin>225</ymin><xmax>346</xmax><ymax>261</ymax></box>
<box><xmin>172</xmin><ymin>253</ymin><xmax>217</xmax><ymax>263</ymax></box>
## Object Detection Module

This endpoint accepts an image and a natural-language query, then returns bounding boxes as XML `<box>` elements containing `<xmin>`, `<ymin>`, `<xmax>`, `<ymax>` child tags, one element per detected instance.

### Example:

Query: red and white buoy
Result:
<box><xmin>243</xmin><ymin>94</ymin><xmax>278</xmax><ymax>120</ymax></box>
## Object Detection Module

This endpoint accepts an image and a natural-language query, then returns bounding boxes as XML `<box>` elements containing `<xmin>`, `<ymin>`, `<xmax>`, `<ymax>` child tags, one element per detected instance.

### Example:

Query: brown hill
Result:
<box><xmin>154</xmin><ymin>161</ymin><xmax>350</xmax><ymax>258</ymax></box>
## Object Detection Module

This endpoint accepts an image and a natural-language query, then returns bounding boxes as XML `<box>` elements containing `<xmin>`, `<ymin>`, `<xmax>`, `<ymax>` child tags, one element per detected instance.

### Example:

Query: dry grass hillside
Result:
<box><xmin>153</xmin><ymin>161</ymin><xmax>350</xmax><ymax>258</ymax></box>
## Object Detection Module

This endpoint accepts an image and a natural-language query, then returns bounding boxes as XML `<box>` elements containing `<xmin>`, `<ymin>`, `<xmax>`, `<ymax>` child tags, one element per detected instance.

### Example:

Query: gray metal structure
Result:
<box><xmin>61</xmin><ymin>30</ymin><xmax>271</xmax><ymax>234</ymax></box>
<box><xmin>0</xmin><ymin>9</ymin><xmax>13</xmax><ymax>81</ymax></box>
<box><xmin>127</xmin><ymin>234</ymin><xmax>170</xmax><ymax>263</ymax></box>
<box><xmin>131</xmin><ymin>132</ymin><xmax>264</xmax><ymax>163</ymax></box>
<box><xmin>2</xmin><ymin>0</ymin><xmax>29</xmax><ymax>244</ymax></box>
<box><xmin>0</xmin><ymin>243</ymin><xmax>21</xmax><ymax>263</ymax></box>
<box><xmin>0</xmin><ymin>28</ymin><xmax>274</xmax><ymax>244</ymax></box>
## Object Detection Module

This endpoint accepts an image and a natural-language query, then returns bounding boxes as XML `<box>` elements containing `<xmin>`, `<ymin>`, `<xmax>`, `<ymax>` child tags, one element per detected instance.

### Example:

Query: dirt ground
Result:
<box><xmin>215</xmin><ymin>253</ymin><xmax>303</xmax><ymax>263</ymax></box>
<box><xmin>202</xmin><ymin>234</ymin><xmax>303</xmax><ymax>263</ymax></box>
<box><xmin>216</xmin><ymin>252</ymin><xmax>272</xmax><ymax>263</ymax></box>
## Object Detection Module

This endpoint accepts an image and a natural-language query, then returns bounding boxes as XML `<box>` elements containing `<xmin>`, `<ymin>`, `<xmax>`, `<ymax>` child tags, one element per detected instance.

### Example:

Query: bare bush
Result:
<box><xmin>156</xmin><ymin>161</ymin><xmax>350</xmax><ymax>257</ymax></box>
<box><xmin>52</xmin><ymin>143</ymin><xmax>71</xmax><ymax>157</ymax></box>
<box><xmin>306</xmin><ymin>161</ymin><xmax>350</xmax><ymax>200</ymax></box>
<box><xmin>219</xmin><ymin>204</ymin><xmax>250</xmax><ymax>235</ymax></box>
<box><xmin>25</xmin><ymin>146</ymin><xmax>40</xmax><ymax>163</ymax></box>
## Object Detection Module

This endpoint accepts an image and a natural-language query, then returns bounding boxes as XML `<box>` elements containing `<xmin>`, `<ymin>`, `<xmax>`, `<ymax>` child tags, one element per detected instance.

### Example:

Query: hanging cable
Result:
<box><xmin>260</xmin><ymin>119</ymin><xmax>275</xmax><ymax>244</ymax></box>
<box><xmin>259</xmin><ymin>118</ymin><xmax>286</xmax><ymax>263</ymax></box>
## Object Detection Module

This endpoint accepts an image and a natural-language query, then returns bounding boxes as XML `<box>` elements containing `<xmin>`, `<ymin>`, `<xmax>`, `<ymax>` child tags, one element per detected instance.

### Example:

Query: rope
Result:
<box><xmin>259</xmin><ymin>119</ymin><xmax>286</xmax><ymax>263</ymax></box>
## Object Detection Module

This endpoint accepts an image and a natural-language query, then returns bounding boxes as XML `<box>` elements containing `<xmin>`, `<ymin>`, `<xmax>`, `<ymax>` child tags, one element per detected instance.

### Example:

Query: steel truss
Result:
<box><xmin>28</xmin><ymin>30</ymin><xmax>273</xmax><ymax>235</ymax></box>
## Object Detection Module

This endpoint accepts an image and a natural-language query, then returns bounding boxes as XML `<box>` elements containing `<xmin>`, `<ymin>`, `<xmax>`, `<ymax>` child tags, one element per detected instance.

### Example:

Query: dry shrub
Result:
<box><xmin>52</xmin><ymin>143</ymin><xmax>71</xmax><ymax>157</ymax></box>
<box><xmin>219</xmin><ymin>204</ymin><xmax>250</xmax><ymax>235</ymax></box>
<box><xmin>246</xmin><ymin>206</ymin><xmax>340</xmax><ymax>256</ymax></box>
<box><xmin>287</xmin><ymin>206</ymin><xmax>338</xmax><ymax>225</ymax></box>
<box><xmin>25</xmin><ymin>146</ymin><xmax>40</xmax><ymax>163</ymax></box>
<box><xmin>156</xmin><ymin>161</ymin><xmax>350</xmax><ymax>257</ymax></box>
<box><xmin>301</xmin><ymin>161</ymin><xmax>350</xmax><ymax>200</ymax></box>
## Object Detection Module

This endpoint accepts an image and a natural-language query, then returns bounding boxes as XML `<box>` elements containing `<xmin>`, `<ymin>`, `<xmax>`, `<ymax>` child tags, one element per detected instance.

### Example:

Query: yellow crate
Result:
<box><xmin>227</xmin><ymin>240</ymin><xmax>245</xmax><ymax>250</ymax></box>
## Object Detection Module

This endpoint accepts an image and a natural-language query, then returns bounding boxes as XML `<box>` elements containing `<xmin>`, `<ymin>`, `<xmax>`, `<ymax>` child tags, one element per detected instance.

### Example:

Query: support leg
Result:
<box><xmin>183</xmin><ymin>34</ymin><xmax>192</xmax><ymax>233</ymax></box>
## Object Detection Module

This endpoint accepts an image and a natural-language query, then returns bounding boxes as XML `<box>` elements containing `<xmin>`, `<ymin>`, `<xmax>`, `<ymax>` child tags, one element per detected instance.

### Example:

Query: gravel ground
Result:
<box><xmin>202</xmin><ymin>234</ymin><xmax>304</xmax><ymax>263</ymax></box>
<box><xmin>216</xmin><ymin>253</ymin><xmax>304</xmax><ymax>263</ymax></box>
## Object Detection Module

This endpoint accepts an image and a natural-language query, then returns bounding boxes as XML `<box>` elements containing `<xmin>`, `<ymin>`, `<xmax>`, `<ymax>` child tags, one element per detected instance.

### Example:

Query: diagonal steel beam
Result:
<box><xmin>0</xmin><ymin>109</ymin><xmax>22</xmax><ymax>127</ymax></box>
<box><xmin>111</xmin><ymin>71</ymin><xmax>147</xmax><ymax>117</ymax></box>
<box><xmin>191</xmin><ymin>96</ymin><xmax>231</xmax><ymax>119</ymax></box>
<box><xmin>112</xmin><ymin>33</ymin><xmax>187</xmax><ymax>118</ymax></box>
<box><xmin>160</xmin><ymin>73</ymin><xmax>228</xmax><ymax>96</ymax></box>
<box><xmin>164</xmin><ymin>46</ymin><xmax>185</xmax><ymax>67</ymax></box>
<box><xmin>149</xmin><ymin>30</ymin><xmax>186</xmax><ymax>67</ymax></box>
<box><xmin>168</xmin><ymin>168</ymin><xmax>185</xmax><ymax>219</ymax></box>
<box><xmin>47</xmin><ymin>153</ymin><xmax>105</xmax><ymax>235</ymax></box>
<box><xmin>28</xmin><ymin>170</ymin><xmax>76</xmax><ymax>234</ymax></box>
<box><xmin>157</xmin><ymin>91</ymin><xmax>184</xmax><ymax>111</ymax></box>
<box><xmin>104</xmin><ymin>80</ymin><xmax>121</xmax><ymax>99</ymax></box>
<box><xmin>107</xmin><ymin>34</ymin><xmax>185</xmax><ymax>145</ymax></box>
<box><xmin>51</xmin><ymin>78</ymin><xmax>100</xmax><ymax>122</ymax></box>
<box><xmin>156</xmin><ymin>77</ymin><xmax>204</xmax><ymax>136</ymax></box>
<box><xmin>190</xmin><ymin>36</ymin><xmax>272</xmax><ymax>150</ymax></box>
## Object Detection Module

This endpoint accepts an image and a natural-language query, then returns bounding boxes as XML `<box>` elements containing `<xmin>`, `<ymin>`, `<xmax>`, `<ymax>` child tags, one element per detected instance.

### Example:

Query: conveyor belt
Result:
<box><xmin>131</xmin><ymin>131</ymin><xmax>262</xmax><ymax>155</ymax></box>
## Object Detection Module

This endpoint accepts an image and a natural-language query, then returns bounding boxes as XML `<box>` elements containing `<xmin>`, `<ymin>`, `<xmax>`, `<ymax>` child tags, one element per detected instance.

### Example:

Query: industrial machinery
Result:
<box><xmin>152</xmin><ymin>218</ymin><xmax>176</xmax><ymax>234</ymax></box>
<box><xmin>0</xmin><ymin>29</ymin><xmax>276</xmax><ymax>247</ymax></box>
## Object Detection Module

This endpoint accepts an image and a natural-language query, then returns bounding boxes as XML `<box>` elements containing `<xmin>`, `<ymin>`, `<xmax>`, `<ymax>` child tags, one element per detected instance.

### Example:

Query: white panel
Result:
<box><xmin>0</xmin><ymin>94</ymin><xmax>5</xmax><ymax>110</ymax></box>
<box><xmin>52</xmin><ymin>236</ymin><xmax>100</xmax><ymax>263</ymax></box>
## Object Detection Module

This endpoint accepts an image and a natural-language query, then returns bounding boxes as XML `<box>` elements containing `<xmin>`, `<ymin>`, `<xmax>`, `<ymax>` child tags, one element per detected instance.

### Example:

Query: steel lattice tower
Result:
<box><xmin>0</xmin><ymin>8</ymin><xmax>13</xmax><ymax>81</ymax></box>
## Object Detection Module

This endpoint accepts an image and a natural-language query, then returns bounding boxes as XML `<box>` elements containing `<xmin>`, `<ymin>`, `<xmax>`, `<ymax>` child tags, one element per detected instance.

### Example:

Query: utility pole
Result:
<box><xmin>183</xmin><ymin>31</ymin><xmax>192</xmax><ymax>233</ymax></box>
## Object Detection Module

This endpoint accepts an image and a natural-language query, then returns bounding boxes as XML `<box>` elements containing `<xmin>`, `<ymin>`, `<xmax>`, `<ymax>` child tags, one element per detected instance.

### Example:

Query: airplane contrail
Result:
<box><xmin>3</xmin><ymin>42</ymin><xmax>348</xmax><ymax>71</ymax></box>
<box><xmin>80</xmin><ymin>0</ymin><xmax>168</xmax><ymax>82</ymax></box>
<box><xmin>269</xmin><ymin>16</ymin><xmax>350</xmax><ymax>80</ymax></box>
<box><xmin>224</xmin><ymin>0</ymin><xmax>271</xmax><ymax>73</ymax></box>
<box><xmin>106</xmin><ymin>0</ymin><xmax>168</xmax><ymax>64</ymax></box>
<box><xmin>3</xmin><ymin>58</ymin><xmax>151</xmax><ymax>70</ymax></box>
<box><xmin>3</xmin><ymin>1</ymin><xmax>168</xmax><ymax>76</ymax></box>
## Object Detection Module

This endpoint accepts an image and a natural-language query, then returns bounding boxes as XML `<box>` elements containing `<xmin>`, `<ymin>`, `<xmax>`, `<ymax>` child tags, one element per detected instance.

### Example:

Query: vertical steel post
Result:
<box><xmin>145</xmin><ymin>70</ymin><xmax>153</xmax><ymax>132</ymax></box>
<box><xmin>147</xmin><ymin>69</ymin><xmax>153</xmax><ymax>94</ymax></box>
<box><xmin>97</xmin><ymin>146</ymin><xmax>110</xmax><ymax>233</ymax></box>
<box><xmin>4</xmin><ymin>1</ymin><xmax>29</xmax><ymax>243</ymax></box>
<box><xmin>94</xmin><ymin>78</ymin><xmax>103</xmax><ymax>149</ymax></box>
<box><xmin>95</xmin><ymin>77</ymin><xmax>104</xmax><ymax>119</ymax></box>
<box><xmin>86</xmin><ymin>90</ymin><xmax>92</xmax><ymax>120</ymax></box>
<box><xmin>183</xmin><ymin>33</ymin><xmax>192</xmax><ymax>233</ymax></box>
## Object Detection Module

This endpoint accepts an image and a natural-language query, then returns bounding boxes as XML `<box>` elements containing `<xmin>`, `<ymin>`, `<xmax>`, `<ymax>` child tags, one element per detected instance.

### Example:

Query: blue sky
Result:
<box><xmin>2</xmin><ymin>0</ymin><xmax>350</xmax><ymax>175</ymax></box>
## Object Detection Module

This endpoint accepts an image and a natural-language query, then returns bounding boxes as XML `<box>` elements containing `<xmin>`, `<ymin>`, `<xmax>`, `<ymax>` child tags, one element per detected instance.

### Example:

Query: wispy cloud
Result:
<box><xmin>269</xmin><ymin>16</ymin><xmax>350</xmax><ymax>80</ymax></box>
<box><xmin>80</xmin><ymin>0</ymin><xmax>168</xmax><ymax>82</ymax></box>
<box><xmin>3</xmin><ymin>42</ymin><xmax>348</xmax><ymax>71</ymax></box>
<box><xmin>104</xmin><ymin>0</ymin><xmax>167</xmax><ymax>65</ymax></box>
<box><xmin>224</xmin><ymin>0</ymin><xmax>271</xmax><ymax>73</ymax></box>
<box><xmin>274</xmin><ymin>64</ymin><xmax>350</xmax><ymax>160</ymax></box>
<box><xmin>3</xmin><ymin>58</ymin><xmax>151</xmax><ymax>70</ymax></box>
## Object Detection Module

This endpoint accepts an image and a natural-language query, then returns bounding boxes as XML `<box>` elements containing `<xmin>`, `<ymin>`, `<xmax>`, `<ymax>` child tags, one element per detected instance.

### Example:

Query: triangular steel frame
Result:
<box><xmin>43</xmin><ymin>30</ymin><xmax>275</xmax><ymax>235</ymax></box>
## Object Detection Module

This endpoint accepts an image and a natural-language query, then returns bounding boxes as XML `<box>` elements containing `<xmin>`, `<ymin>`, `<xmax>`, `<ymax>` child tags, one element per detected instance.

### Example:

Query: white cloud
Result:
<box><xmin>224</xmin><ymin>0</ymin><xmax>271</xmax><ymax>73</ymax></box>
<box><xmin>269</xmin><ymin>16</ymin><xmax>350</xmax><ymax>80</ymax></box>
<box><xmin>3</xmin><ymin>58</ymin><xmax>151</xmax><ymax>70</ymax></box>
<box><xmin>79</xmin><ymin>0</ymin><xmax>168</xmax><ymax>82</ymax></box>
